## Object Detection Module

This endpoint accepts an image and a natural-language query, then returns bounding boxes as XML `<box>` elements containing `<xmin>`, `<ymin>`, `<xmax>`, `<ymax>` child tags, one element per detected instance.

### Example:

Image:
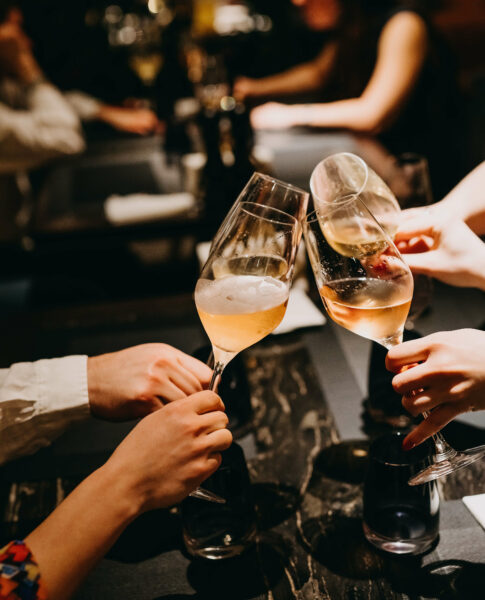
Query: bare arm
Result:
<box><xmin>25</xmin><ymin>392</ymin><xmax>232</xmax><ymax>600</ymax></box>
<box><xmin>251</xmin><ymin>12</ymin><xmax>428</xmax><ymax>133</ymax></box>
<box><xmin>438</xmin><ymin>161</ymin><xmax>485</xmax><ymax>234</ymax></box>
<box><xmin>234</xmin><ymin>42</ymin><xmax>336</xmax><ymax>100</ymax></box>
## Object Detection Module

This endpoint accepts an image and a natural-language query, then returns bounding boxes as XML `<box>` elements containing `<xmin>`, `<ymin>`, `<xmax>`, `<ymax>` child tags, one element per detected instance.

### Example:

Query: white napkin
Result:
<box><xmin>463</xmin><ymin>494</ymin><xmax>485</xmax><ymax>530</ymax></box>
<box><xmin>104</xmin><ymin>192</ymin><xmax>196</xmax><ymax>226</ymax></box>
<box><xmin>273</xmin><ymin>286</ymin><xmax>326</xmax><ymax>334</ymax></box>
<box><xmin>195</xmin><ymin>242</ymin><xmax>326</xmax><ymax>334</ymax></box>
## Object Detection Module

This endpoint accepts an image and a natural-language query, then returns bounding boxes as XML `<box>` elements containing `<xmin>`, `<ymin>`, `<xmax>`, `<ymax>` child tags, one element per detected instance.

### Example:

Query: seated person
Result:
<box><xmin>236</xmin><ymin>0</ymin><xmax>463</xmax><ymax>197</ymax></box>
<box><xmin>386</xmin><ymin>161</ymin><xmax>485</xmax><ymax>448</ymax></box>
<box><xmin>1</xmin><ymin>343</ymin><xmax>213</xmax><ymax>465</ymax></box>
<box><xmin>0</xmin><ymin>390</ymin><xmax>231</xmax><ymax>600</ymax></box>
<box><xmin>0</xmin><ymin>0</ymin><xmax>160</xmax><ymax>175</ymax></box>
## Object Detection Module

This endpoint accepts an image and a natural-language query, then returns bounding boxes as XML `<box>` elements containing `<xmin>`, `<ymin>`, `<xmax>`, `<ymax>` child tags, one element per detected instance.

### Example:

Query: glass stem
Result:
<box><xmin>209</xmin><ymin>361</ymin><xmax>225</xmax><ymax>391</ymax></box>
<box><xmin>421</xmin><ymin>411</ymin><xmax>457</xmax><ymax>463</ymax></box>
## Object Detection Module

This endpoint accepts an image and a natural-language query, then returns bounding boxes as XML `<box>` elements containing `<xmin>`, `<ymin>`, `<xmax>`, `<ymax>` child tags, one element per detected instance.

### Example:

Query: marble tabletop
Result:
<box><xmin>1</xmin><ymin>280</ymin><xmax>484</xmax><ymax>600</ymax></box>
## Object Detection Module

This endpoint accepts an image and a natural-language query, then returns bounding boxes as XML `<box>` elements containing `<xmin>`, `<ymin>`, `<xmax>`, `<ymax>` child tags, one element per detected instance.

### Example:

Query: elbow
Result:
<box><xmin>352</xmin><ymin>101</ymin><xmax>399</xmax><ymax>135</ymax></box>
<box><xmin>353</xmin><ymin>113</ymin><xmax>389</xmax><ymax>136</ymax></box>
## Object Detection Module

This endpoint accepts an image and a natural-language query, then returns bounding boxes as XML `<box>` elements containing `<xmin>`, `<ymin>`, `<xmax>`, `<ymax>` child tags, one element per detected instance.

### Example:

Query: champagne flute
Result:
<box><xmin>191</xmin><ymin>190</ymin><xmax>307</xmax><ymax>503</ymax></box>
<box><xmin>304</xmin><ymin>196</ymin><xmax>484</xmax><ymax>486</ymax></box>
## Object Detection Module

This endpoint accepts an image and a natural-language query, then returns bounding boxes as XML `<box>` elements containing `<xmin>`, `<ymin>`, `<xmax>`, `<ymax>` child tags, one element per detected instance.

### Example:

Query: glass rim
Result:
<box><xmin>310</xmin><ymin>152</ymin><xmax>369</xmax><ymax>204</ymax></box>
<box><xmin>251</xmin><ymin>171</ymin><xmax>309</xmax><ymax>196</ymax></box>
<box><xmin>305</xmin><ymin>193</ymin><xmax>366</xmax><ymax>223</ymax></box>
<box><xmin>239</xmin><ymin>200</ymin><xmax>299</xmax><ymax>226</ymax></box>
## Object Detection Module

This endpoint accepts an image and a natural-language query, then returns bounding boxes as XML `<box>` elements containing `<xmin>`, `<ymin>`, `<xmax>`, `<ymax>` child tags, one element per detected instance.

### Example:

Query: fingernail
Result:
<box><xmin>402</xmin><ymin>438</ymin><xmax>416</xmax><ymax>451</ymax></box>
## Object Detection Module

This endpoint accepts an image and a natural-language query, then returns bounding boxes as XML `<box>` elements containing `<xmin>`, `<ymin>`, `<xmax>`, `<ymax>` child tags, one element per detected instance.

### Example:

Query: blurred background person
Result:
<box><xmin>236</xmin><ymin>0</ymin><xmax>465</xmax><ymax>198</ymax></box>
<box><xmin>0</xmin><ymin>0</ymin><xmax>160</xmax><ymax>174</ymax></box>
<box><xmin>0</xmin><ymin>0</ymin><xmax>160</xmax><ymax>243</ymax></box>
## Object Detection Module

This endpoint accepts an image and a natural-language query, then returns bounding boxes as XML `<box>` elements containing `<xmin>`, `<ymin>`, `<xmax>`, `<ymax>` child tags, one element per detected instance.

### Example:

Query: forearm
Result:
<box><xmin>249</xmin><ymin>62</ymin><xmax>323</xmax><ymax>98</ymax></box>
<box><xmin>25</xmin><ymin>463</ymin><xmax>140</xmax><ymax>600</ymax></box>
<box><xmin>0</xmin><ymin>356</ymin><xmax>89</xmax><ymax>465</ymax></box>
<box><xmin>439</xmin><ymin>162</ymin><xmax>485</xmax><ymax>234</ymax></box>
<box><xmin>288</xmin><ymin>97</ymin><xmax>386</xmax><ymax>133</ymax></box>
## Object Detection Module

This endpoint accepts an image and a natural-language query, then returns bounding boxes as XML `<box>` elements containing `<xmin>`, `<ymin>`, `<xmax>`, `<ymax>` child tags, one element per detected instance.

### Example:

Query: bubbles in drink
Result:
<box><xmin>195</xmin><ymin>275</ymin><xmax>289</xmax><ymax>354</ymax></box>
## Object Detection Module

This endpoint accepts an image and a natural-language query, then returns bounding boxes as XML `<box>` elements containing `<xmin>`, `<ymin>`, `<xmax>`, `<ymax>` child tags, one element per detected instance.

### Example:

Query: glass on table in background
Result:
<box><xmin>387</xmin><ymin>153</ymin><xmax>434</xmax><ymax>327</ymax></box>
<box><xmin>181</xmin><ymin>442</ymin><xmax>257</xmax><ymax>559</ymax></box>
<box><xmin>127</xmin><ymin>15</ymin><xmax>163</xmax><ymax>89</ymax></box>
<box><xmin>304</xmin><ymin>196</ymin><xmax>485</xmax><ymax>486</ymax></box>
<box><xmin>363</xmin><ymin>432</ymin><xmax>439</xmax><ymax>555</ymax></box>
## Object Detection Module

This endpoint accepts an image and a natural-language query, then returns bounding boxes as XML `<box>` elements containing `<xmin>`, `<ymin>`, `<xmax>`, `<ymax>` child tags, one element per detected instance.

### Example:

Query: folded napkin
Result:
<box><xmin>105</xmin><ymin>192</ymin><xmax>196</xmax><ymax>226</ymax></box>
<box><xmin>273</xmin><ymin>286</ymin><xmax>326</xmax><ymax>334</ymax></box>
<box><xmin>463</xmin><ymin>493</ymin><xmax>485</xmax><ymax>530</ymax></box>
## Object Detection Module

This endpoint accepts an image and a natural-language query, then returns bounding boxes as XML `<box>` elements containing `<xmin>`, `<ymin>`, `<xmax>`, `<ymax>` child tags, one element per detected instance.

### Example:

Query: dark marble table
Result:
<box><xmin>1</xmin><ymin>280</ymin><xmax>485</xmax><ymax>600</ymax></box>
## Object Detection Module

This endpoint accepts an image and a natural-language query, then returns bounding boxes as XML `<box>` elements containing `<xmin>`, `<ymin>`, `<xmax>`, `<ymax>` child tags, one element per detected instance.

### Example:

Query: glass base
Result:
<box><xmin>408</xmin><ymin>445</ymin><xmax>485</xmax><ymax>486</ymax></box>
<box><xmin>363</xmin><ymin>522</ymin><xmax>436</xmax><ymax>555</ymax></box>
<box><xmin>183</xmin><ymin>525</ymin><xmax>257</xmax><ymax>560</ymax></box>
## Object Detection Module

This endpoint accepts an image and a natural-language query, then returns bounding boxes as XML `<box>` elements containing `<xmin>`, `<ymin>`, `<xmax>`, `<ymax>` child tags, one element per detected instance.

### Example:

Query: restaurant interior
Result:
<box><xmin>1</xmin><ymin>0</ymin><xmax>485</xmax><ymax>598</ymax></box>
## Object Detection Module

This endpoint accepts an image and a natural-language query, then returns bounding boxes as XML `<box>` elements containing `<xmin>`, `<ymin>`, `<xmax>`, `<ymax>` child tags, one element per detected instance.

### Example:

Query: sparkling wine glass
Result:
<box><xmin>310</xmin><ymin>152</ymin><xmax>401</xmax><ymax>238</ymax></box>
<box><xmin>310</xmin><ymin>152</ymin><xmax>429</xmax><ymax>327</ymax></box>
<box><xmin>212</xmin><ymin>172</ymin><xmax>309</xmax><ymax>250</ymax></box>
<box><xmin>304</xmin><ymin>196</ymin><xmax>484</xmax><ymax>486</ymax></box>
<box><xmin>191</xmin><ymin>189</ymin><xmax>307</xmax><ymax>503</ymax></box>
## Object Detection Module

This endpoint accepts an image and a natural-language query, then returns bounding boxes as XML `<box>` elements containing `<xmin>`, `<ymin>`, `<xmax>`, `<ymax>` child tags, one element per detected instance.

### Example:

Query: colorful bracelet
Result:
<box><xmin>0</xmin><ymin>541</ymin><xmax>48</xmax><ymax>600</ymax></box>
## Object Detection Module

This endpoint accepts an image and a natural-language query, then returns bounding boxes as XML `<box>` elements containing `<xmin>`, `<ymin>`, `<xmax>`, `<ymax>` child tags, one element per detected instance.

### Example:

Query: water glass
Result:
<box><xmin>363</xmin><ymin>432</ymin><xmax>439</xmax><ymax>555</ymax></box>
<box><xmin>181</xmin><ymin>442</ymin><xmax>257</xmax><ymax>559</ymax></box>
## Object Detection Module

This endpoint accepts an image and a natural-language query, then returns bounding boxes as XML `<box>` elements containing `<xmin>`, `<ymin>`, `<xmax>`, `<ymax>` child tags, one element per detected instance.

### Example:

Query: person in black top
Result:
<box><xmin>235</xmin><ymin>0</ymin><xmax>464</xmax><ymax>197</ymax></box>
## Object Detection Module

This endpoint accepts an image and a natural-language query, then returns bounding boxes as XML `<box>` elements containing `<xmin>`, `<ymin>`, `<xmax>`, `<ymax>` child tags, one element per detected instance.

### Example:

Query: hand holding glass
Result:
<box><xmin>304</xmin><ymin>196</ymin><xmax>482</xmax><ymax>485</ymax></box>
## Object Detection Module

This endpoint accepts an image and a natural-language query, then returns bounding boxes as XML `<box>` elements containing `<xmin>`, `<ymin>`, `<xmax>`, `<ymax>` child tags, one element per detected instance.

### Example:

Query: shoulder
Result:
<box><xmin>379</xmin><ymin>10</ymin><xmax>428</xmax><ymax>49</ymax></box>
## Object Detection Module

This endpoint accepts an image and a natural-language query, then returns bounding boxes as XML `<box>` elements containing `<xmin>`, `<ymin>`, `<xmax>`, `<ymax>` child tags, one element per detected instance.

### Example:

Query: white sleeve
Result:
<box><xmin>0</xmin><ymin>81</ymin><xmax>86</xmax><ymax>173</ymax></box>
<box><xmin>64</xmin><ymin>90</ymin><xmax>103</xmax><ymax>121</ymax></box>
<box><xmin>0</xmin><ymin>355</ymin><xmax>90</xmax><ymax>465</ymax></box>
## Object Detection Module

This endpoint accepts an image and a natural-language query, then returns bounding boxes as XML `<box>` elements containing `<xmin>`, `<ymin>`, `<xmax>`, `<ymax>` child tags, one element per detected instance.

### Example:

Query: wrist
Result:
<box><xmin>470</xmin><ymin>248</ymin><xmax>485</xmax><ymax>291</ymax></box>
<box><xmin>288</xmin><ymin>105</ymin><xmax>308</xmax><ymax>127</ymax></box>
<box><xmin>95</xmin><ymin>460</ymin><xmax>144</xmax><ymax>523</ymax></box>
<box><xmin>87</xmin><ymin>354</ymin><xmax>109</xmax><ymax>416</ymax></box>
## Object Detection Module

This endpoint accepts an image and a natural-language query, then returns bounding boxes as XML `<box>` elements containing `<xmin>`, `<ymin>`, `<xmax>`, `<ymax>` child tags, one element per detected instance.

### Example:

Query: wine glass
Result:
<box><xmin>211</xmin><ymin>172</ymin><xmax>309</xmax><ymax>250</ymax></box>
<box><xmin>310</xmin><ymin>152</ymin><xmax>429</xmax><ymax>327</ymax></box>
<box><xmin>303</xmin><ymin>196</ymin><xmax>484</xmax><ymax>486</ymax></box>
<box><xmin>310</xmin><ymin>152</ymin><xmax>401</xmax><ymax>238</ymax></box>
<box><xmin>191</xmin><ymin>190</ymin><xmax>307</xmax><ymax>503</ymax></box>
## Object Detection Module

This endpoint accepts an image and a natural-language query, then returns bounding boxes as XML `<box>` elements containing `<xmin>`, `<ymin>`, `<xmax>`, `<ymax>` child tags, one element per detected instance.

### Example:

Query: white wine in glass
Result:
<box><xmin>191</xmin><ymin>182</ymin><xmax>308</xmax><ymax>504</ymax></box>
